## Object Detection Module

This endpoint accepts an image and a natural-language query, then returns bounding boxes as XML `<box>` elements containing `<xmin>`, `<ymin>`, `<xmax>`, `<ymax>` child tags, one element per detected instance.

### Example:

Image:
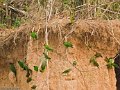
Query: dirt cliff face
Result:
<box><xmin>25</xmin><ymin>31</ymin><xmax>116</xmax><ymax>90</ymax></box>
<box><xmin>0</xmin><ymin>20</ymin><xmax>120</xmax><ymax>90</ymax></box>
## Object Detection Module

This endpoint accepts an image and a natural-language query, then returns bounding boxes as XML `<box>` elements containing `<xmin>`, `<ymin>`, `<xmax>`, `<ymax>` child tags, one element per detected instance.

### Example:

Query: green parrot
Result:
<box><xmin>95</xmin><ymin>52</ymin><xmax>102</xmax><ymax>58</ymax></box>
<box><xmin>30</xmin><ymin>32</ymin><xmax>37</xmax><ymax>39</ymax></box>
<box><xmin>90</xmin><ymin>56</ymin><xmax>99</xmax><ymax>68</ymax></box>
<box><xmin>73</xmin><ymin>61</ymin><xmax>77</xmax><ymax>66</ymax></box>
<box><xmin>62</xmin><ymin>68</ymin><xmax>71</xmax><ymax>75</ymax></box>
<box><xmin>44</xmin><ymin>44</ymin><xmax>53</xmax><ymax>52</ymax></box>
<box><xmin>9</xmin><ymin>63</ymin><xmax>16</xmax><ymax>76</ymax></box>
<box><xmin>40</xmin><ymin>60</ymin><xmax>47</xmax><ymax>72</ymax></box>
<box><xmin>18</xmin><ymin>61</ymin><xmax>24</xmax><ymax>69</ymax></box>
<box><xmin>27</xmin><ymin>77</ymin><xmax>32</xmax><ymax>83</ymax></box>
<box><xmin>105</xmin><ymin>57</ymin><xmax>119</xmax><ymax>69</ymax></box>
<box><xmin>43</xmin><ymin>53</ymin><xmax>51</xmax><ymax>60</ymax></box>
<box><xmin>18</xmin><ymin>61</ymin><xmax>28</xmax><ymax>70</ymax></box>
<box><xmin>34</xmin><ymin>66</ymin><xmax>38</xmax><ymax>71</ymax></box>
<box><xmin>63</xmin><ymin>41</ymin><xmax>73</xmax><ymax>48</ymax></box>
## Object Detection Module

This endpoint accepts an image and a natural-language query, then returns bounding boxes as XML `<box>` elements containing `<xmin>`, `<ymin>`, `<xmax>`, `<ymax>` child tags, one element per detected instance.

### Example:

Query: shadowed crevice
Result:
<box><xmin>114</xmin><ymin>53</ymin><xmax>120</xmax><ymax>90</ymax></box>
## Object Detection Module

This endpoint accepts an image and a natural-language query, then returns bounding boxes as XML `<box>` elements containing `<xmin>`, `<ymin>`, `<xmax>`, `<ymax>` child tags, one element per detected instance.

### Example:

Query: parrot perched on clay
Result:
<box><xmin>44</xmin><ymin>44</ymin><xmax>53</xmax><ymax>52</ymax></box>
<box><xmin>9</xmin><ymin>63</ymin><xmax>16</xmax><ymax>76</ymax></box>
<box><xmin>30</xmin><ymin>32</ymin><xmax>37</xmax><ymax>39</ymax></box>
<box><xmin>63</xmin><ymin>41</ymin><xmax>73</xmax><ymax>48</ymax></box>
<box><xmin>43</xmin><ymin>53</ymin><xmax>51</xmax><ymax>60</ymax></box>
<box><xmin>9</xmin><ymin>63</ymin><xmax>17</xmax><ymax>87</ymax></box>
<box><xmin>40</xmin><ymin>60</ymin><xmax>47</xmax><ymax>72</ymax></box>
<box><xmin>62</xmin><ymin>68</ymin><xmax>71</xmax><ymax>75</ymax></box>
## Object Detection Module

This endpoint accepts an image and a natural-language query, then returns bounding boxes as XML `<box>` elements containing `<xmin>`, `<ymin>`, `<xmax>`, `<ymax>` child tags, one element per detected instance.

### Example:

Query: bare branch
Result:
<box><xmin>8</xmin><ymin>6</ymin><xmax>28</xmax><ymax>16</ymax></box>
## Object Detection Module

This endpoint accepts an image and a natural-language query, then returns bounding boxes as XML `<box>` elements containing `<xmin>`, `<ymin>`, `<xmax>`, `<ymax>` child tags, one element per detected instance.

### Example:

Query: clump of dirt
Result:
<box><xmin>0</xmin><ymin>20</ymin><xmax>120</xmax><ymax>90</ymax></box>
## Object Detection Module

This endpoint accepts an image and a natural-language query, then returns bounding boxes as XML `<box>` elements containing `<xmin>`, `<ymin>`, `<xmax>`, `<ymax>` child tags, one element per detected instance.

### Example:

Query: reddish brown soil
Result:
<box><xmin>0</xmin><ymin>20</ymin><xmax>120</xmax><ymax>90</ymax></box>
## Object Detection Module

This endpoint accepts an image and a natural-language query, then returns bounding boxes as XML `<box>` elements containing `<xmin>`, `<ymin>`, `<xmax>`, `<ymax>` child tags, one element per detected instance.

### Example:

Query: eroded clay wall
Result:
<box><xmin>25</xmin><ymin>30</ymin><xmax>117</xmax><ymax>90</ymax></box>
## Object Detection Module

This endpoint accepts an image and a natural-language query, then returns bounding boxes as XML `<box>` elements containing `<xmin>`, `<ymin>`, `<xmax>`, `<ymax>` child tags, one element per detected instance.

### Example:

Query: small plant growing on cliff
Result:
<box><xmin>70</xmin><ymin>12</ymin><xmax>75</xmax><ymax>24</ymax></box>
<box><xmin>105</xmin><ymin>57</ymin><xmax>119</xmax><ymax>69</ymax></box>
<box><xmin>90</xmin><ymin>52</ymin><xmax>102</xmax><ymax>68</ymax></box>
<box><xmin>62</xmin><ymin>0</ymin><xmax>75</xmax><ymax>24</ymax></box>
<box><xmin>13</xmin><ymin>18</ymin><xmax>21</xmax><ymax>28</ymax></box>
<box><xmin>62</xmin><ymin>0</ymin><xmax>69</xmax><ymax>5</ymax></box>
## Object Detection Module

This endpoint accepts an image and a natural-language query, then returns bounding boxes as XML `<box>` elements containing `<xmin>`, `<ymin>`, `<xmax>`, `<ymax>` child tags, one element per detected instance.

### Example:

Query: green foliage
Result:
<box><xmin>40</xmin><ymin>60</ymin><xmax>47</xmax><ymax>73</ymax></box>
<box><xmin>75</xmin><ymin>0</ymin><xmax>83</xmax><ymax>6</ymax></box>
<box><xmin>64</xmin><ymin>41</ymin><xmax>73</xmax><ymax>48</ymax></box>
<box><xmin>62</xmin><ymin>0</ymin><xmax>69</xmax><ymax>5</ymax></box>
<box><xmin>13</xmin><ymin>18</ymin><xmax>21</xmax><ymax>28</ymax></box>
<box><xmin>9</xmin><ymin>63</ymin><xmax>16</xmax><ymax>76</ymax></box>
<box><xmin>0</xmin><ymin>0</ymin><xmax>5</xmax><ymax>4</ymax></box>
<box><xmin>62</xmin><ymin>0</ymin><xmax>76</xmax><ymax>24</ymax></box>
<box><xmin>27</xmin><ymin>77</ymin><xmax>32</xmax><ymax>83</ymax></box>
<box><xmin>39</xmin><ymin>0</ymin><xmax>47</xmax><ymax>7</ymax></box>
<box><xmin>61</xmin><ymin>0</ymin><xmax>120</xmax><ymax>20</ymax></box>
<box><xmin>62</xmin><ymin>0</ymin><xmax>83</xmax><ymax>7</ymax></box>
<box><xmin>70</xmin><ymin>12</ymin><xmax>75</xmax><ymax>24</ymax></box>
<box><xmin>105</xmin><ymin>57</ymin><xmax>119</xmax><ymax>69</ymax></box>
<box><xmin>0</xmin><ymin>23</ymin><xmax>6</xmax><ymax>28</ymax></box>
<box><xmin>111</xmin><ymin>2</ymin><xmax>120</xmax><ymax>11</ymax></box>
<box><xmin>44</xmin><ymin>44</ymin><xmax>53</xmax><ymax>52</ymax></box>
<box><xmin>31</xmin><ymin>85</ymin><xmax>37</xmax><ymax>89</ymax></box>
<box><xmin>62</xmin><ymin>68</ymin><xmax>71</xmax><ymax>75</ymax></box>
<box><xmin>30</xmin><ymin>32</ymin><xmax>37</xmax><ymax>39</ymax></box>
<box><xmin>34</xmin><ymin>66</ymin><xmax>38</xmax><ymax>71</ymax></box>
<box><xmin>0</xmin><ymin>0</ymin><xmax>120</xmax><ymax>29</ymax></box>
